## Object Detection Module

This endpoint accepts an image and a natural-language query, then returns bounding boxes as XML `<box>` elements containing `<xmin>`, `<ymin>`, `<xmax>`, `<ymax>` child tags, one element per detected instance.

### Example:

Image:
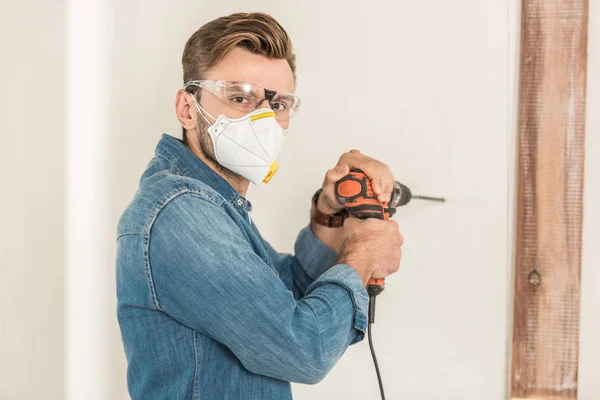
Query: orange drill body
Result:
<box><xmin>335</xmin><ymin>169</ymin><xmax>398</xmax><ymax>221</ymax></box>
<box><xmin>334</xmin><ymin>168</ymin><xmax>400</xmax><ymax>291</ymax></box>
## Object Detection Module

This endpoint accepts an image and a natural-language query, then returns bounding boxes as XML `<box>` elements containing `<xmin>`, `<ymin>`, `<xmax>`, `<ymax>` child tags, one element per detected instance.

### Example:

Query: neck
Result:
<box><xmin>185</xmin><ymin>133</ymin><xmax>250</xmax><ymax>197</ymax></box>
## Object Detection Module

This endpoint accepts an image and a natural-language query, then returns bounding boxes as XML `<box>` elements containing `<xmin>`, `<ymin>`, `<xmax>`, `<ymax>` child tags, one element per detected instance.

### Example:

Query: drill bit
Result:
<box><xmin>412</xmin><ymin>195</ymin><xmax>445</xmax><ymax>202</ymax></box>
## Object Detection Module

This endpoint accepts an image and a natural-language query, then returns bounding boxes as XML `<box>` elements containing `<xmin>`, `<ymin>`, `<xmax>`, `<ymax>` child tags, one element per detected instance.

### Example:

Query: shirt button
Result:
<box><xmin>236</xmin><ymin>198</ymin><xmax>243</xmax><ymax>206</ymax></box>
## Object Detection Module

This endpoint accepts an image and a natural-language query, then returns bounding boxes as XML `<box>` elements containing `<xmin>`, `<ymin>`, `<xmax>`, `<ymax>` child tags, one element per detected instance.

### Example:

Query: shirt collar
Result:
<box><xmin>154</xmin><ymin>133</ymin><xmax>252</xmax><ymax>212</ymax></box>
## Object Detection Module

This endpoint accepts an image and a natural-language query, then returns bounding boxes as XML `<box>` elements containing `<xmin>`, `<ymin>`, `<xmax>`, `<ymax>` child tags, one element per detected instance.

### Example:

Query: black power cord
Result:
<box><xmin>368</xmin><ymin>294</ymin><xmax>386</xmax><ymax>400</ymax></box>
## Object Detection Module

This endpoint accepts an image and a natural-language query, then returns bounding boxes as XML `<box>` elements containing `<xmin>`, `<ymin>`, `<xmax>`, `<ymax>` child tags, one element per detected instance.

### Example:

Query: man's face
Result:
<box><xmin>190</xmin><ymin>47</ymin><xmax>295</xmax><ymax>166</ymax></box>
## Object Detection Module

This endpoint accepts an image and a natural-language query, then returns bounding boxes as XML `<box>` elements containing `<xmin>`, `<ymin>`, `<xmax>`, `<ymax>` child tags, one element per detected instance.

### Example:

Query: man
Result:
<box><xmin>116</xmin><ymin>12</ymin><xmax>403</xmax><ymax>399</ymax></box>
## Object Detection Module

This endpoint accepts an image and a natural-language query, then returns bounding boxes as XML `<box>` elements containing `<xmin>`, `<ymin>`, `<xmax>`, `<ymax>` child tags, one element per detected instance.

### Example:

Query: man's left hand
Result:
<box><xmin>317</xmin><ymin>149</ymin><xmax>395</xmax><ymax>214</ymax></box>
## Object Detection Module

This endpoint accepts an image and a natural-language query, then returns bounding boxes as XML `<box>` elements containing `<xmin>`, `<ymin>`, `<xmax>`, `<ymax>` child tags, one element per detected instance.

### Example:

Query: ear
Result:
<box><xmin>174</xmin><ymin>89</ymin><xmax>197</xmax><ymax>131</ymax></box>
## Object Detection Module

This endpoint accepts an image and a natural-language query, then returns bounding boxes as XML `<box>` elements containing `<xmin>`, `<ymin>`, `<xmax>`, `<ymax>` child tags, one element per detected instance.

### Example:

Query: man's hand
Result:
<box><xmin>335</xmin><ymin>216</ymin><xmax>403</xmax><ymax>287</ymax></box>
<box><xmin>317</xmin><ymin>149</ymin><xmax>396</xmax><ymax>214</ymax></box>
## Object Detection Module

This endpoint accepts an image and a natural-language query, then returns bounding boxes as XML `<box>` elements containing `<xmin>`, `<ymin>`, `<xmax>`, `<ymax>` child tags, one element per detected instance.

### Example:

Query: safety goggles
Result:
<box><xmin>183</xmin><ymin>80</ymin><xmax>301</xmax><ymax>121</ymax></box>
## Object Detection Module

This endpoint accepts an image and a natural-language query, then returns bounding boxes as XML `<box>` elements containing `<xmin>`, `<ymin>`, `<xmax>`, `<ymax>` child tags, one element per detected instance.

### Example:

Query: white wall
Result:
<box><xmin>1</xmin><ymin>1</ymin><xmax>598</xmax><ymax>399</ymax></box>
<box><xmin>64</xmin><ymin>0</ymin><xmax>123</xmax><ymax>398</ymax></box>
<box><xmin>0</xmin><ymin>1</ymin><xmax>65</xmax><ymax>399</ymax></box>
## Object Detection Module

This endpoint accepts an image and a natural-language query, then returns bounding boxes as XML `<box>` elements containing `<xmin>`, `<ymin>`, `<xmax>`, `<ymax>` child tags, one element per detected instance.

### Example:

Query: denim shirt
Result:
<box><xmin>116</xmin><ymin>133</ymin><xmax>369</xmax><ymax>400</ymax></box>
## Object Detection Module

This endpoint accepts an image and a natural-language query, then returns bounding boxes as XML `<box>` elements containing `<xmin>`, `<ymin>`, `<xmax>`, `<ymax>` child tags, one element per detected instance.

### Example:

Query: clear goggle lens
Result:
<box><xmin>184</xmin><ymin>80</ymin><xmax>300</xmax><ymax>121</ymax></box>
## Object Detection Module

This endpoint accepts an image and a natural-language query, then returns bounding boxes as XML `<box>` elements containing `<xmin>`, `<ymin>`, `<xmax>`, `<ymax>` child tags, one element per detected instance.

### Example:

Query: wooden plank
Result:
<box><xmin>510</xmin><ymin>1</ymin><xmax>589</xmax><ymax>399</ymax></box>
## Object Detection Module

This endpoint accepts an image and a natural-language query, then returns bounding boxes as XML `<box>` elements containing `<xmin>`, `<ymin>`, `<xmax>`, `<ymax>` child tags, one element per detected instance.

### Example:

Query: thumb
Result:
<box><xmin>334</xmin><ymin>164</ymin><xmax>349</xmax><ymax>180</ymax></box>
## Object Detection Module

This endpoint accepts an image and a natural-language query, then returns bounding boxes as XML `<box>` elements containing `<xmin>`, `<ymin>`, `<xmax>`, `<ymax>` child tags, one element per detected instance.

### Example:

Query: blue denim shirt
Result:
<box><xmin>116</xmin><ymin>133</ymin><xmax>369</xmax><ymax>399</ymax></box>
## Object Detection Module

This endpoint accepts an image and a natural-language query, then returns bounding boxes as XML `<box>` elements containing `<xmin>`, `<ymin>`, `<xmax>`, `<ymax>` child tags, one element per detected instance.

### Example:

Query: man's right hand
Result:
<box><xmin>334</xmin><ymin>216</ymin><xmax>404</xmax><ymax>288</ymax></box>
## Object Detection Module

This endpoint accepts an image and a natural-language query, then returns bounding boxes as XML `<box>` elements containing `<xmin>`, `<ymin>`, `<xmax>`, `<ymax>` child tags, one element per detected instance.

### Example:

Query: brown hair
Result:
<box><xmin>181</xmin><ymin>12</ymin><xmax>296</xmax><ymax>142</ymax></box>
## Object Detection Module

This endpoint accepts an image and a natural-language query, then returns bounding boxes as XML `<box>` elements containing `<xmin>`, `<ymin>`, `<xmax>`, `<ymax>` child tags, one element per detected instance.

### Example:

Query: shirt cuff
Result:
<box><xmin>294</xmin><ymin>223</ymin><xmax>338</xmax><ymax>281</ymax></box>
<box><xmin>305</xmin><ymin>263</ymin><xmax>369</xmax><ymax>345</ymax></box>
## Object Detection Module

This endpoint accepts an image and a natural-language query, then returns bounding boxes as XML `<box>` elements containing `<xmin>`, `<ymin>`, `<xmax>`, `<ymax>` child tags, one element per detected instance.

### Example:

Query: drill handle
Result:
<box><xmin>367</xmin><ymin>278</ymin><xmax>385</xmax><ymax>295</ymax></box>
<box><xmin>367</xmin><ymin>279</ymin><xmax>385</xmax><ymax>324</ymax></box>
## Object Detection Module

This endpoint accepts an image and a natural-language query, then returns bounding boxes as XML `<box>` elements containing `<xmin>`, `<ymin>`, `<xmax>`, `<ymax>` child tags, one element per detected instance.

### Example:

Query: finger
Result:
<box><xmin>349</xmin><ymin>157</ymin><xmax>381</xmax><ymax>194</ymax></box>
<box><xmin>379</xmin><ymin>164</ymin><xmax>395</xmax><ymax>202</ymax></box>
<box><xmin>365</xmin><ymin>164</ymin><xmax>386</xmax><ymax>199</ymax></box>
<box><xmin>372</xmin><ymin>163</ymin><xmax>394</xmax><ymax>202</ymax></box>
<box><xmin>335</xmin><ymin>164</ymin><xmax>349</xmax><ymax>180</ymax></box>
<box><xmin>324</xmin><ymin>165</ymin><xmax>349</xmax><ymax>190</ymax></box>
<box><xmin>324</xmin><ymin>167</ymin><xmax>339</xmax><ymax>185</ymax></box>
<box><xmin>372</xmin><ymin>176</ymin><xmax>383</xmax><ymax>196</ymax></box>
<box><xmin>337</xmin><ymin>152</ymin><xmax>373</xmax><ymax>175</ymax></box>
<box><xmin>360</xmin><ymin>161</ymin><xmax>389</xmax><ymax>199</ymax></box>
<box><xmin>337</xmin><ymin>152</ymin><xmax>390</xmax><ymax>199</ymax></box>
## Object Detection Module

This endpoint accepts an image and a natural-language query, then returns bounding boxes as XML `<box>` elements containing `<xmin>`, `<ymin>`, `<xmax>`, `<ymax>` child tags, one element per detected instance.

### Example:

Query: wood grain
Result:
<box><xmin>511</xmin><ymin>1</ymin><xmax>588</xmax><ymax>399</ymax></box>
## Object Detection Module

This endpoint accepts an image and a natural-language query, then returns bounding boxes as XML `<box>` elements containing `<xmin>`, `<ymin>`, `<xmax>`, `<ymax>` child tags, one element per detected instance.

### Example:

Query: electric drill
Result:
<box><xmin>335</xmin><ymin>168</ymin><xmax>415</xmax><ymax>309</ymax></box>
<box><xmin>335</xmin><ymin>167</ymin><xmax>445</xmax><ymax>303</ymax></box>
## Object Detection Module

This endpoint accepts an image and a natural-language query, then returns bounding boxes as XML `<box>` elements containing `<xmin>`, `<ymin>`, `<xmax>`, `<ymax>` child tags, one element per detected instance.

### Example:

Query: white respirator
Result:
<box><xmin>192</xmin><ymin>98</ymin><xmax>288</xmax><ymax>185</ymax></box>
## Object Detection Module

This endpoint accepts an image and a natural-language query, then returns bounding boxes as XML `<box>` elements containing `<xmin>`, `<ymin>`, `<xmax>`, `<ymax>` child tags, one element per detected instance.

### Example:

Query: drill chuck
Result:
<box><xmin>390</xmin><ymin>181</ymin><xmax>412</xmax><ymax>207</ymax></box>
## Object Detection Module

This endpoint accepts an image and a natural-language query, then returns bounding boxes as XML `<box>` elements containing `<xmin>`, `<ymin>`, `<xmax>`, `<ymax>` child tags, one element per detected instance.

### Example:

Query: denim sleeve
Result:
<box><xmin>259</xmin><ymin>224</ymin><xmax>339</xmax><ymax>300</ymax></box>
<box><xmin>148</xmin><ymin>193</ymin><xmax>369</xmax><ymax>384</ymax></box>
